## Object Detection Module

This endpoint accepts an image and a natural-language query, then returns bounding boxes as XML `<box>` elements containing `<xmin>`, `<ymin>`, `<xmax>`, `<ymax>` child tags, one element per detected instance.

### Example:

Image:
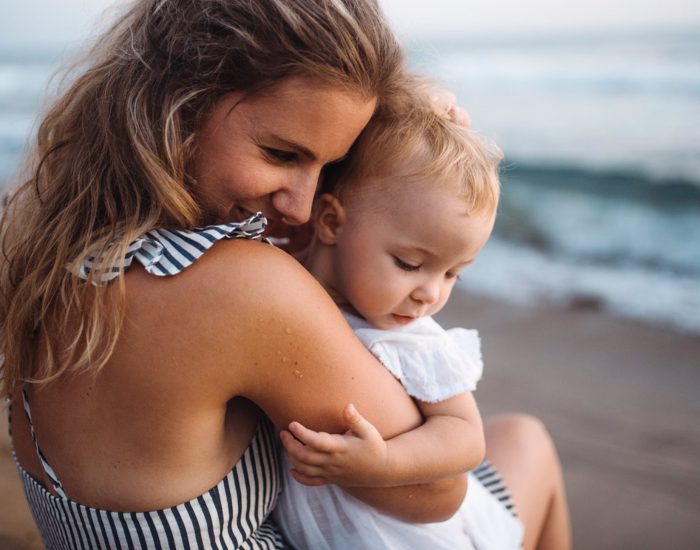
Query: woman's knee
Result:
<box><xmin>486</xmin><ymin>413</ymin><xmax>561</xmax><ymax>470</ymax></box>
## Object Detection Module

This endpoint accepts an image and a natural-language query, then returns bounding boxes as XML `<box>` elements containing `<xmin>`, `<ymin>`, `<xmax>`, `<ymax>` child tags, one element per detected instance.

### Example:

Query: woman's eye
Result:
<box><xmin>393</xmin><ymin>257</ymin><xmax>420</xmax><ymax>271</ymax></box>
<box><xmin>263</xmin><ymin>148</ymin><xmax>297</xmax><ymax>163</ymax></box>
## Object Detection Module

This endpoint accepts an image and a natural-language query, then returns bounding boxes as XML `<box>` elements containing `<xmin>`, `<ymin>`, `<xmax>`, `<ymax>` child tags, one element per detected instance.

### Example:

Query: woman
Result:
<box><xmin>1</xmin><ymin>1</ymin><xmax>569</xmax><ymax>548</ymax></box>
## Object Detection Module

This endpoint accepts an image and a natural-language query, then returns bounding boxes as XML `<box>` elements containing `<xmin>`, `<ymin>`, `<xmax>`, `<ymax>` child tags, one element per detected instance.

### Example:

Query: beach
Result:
<box><xmin>1</xmin><ymin>293</ymin><xmax>698</xmax><ymax>549</ymax></box>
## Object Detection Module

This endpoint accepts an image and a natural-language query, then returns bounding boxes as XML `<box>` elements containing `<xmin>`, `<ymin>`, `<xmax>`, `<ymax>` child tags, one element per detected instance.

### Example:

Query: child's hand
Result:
<box><xmin>280</xmin><ymin>404</ymin><xmax>390</xmax><ymax>487</ymax></box>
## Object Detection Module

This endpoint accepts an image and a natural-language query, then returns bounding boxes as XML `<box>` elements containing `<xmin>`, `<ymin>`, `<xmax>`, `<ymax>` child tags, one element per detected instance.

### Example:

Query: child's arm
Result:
<box><xmin>281</xmin><ymin>393</ymin><xmax>485</xmax><ymax>488</ymax></box>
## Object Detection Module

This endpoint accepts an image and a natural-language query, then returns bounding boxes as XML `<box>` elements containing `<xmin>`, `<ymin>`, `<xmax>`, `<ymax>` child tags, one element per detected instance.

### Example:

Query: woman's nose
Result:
<box><xmin>272</xmin><ymin>172</ymin><xmax>319</xmax><ymax>225</ymax></box>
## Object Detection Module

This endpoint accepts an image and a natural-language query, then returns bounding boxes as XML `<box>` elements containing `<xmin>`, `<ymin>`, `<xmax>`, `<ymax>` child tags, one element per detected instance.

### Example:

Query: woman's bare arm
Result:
<box><xmin>281</xmin><ymin>393</ymin><xmax>485</xmax><ymax>487</ymax></box>
<box><xmin>186</xmin><ymin>240</ymin><xmax>467</xmax><ymax>521</ymax></box>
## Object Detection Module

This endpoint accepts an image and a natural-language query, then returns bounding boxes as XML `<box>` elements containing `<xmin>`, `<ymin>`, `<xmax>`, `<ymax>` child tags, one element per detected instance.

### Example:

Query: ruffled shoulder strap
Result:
<box><xmin>79</xmin><ymin>212</ymin><xmax>267</xmax><ymax>284</ymax></box>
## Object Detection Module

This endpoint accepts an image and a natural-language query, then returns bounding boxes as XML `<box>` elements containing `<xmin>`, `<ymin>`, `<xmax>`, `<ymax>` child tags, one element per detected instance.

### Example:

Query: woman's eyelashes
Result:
<box><xmin>262</xmin><ymin>147</ymin><xmax>298</xmax><ymax>163</ymax></box>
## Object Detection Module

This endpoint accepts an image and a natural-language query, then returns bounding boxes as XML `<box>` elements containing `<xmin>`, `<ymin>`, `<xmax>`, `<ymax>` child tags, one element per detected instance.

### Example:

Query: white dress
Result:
<box><xmin>274</xmin><ymin>313</ymin><xmax>525</xmax><ymax>549</ymax></box>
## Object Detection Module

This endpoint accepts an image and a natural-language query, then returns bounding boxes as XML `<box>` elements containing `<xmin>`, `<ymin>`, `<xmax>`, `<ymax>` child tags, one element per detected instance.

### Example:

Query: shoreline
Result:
<box><xmin>2</xmin><ymin>293</ymin><xmax>699</xmax><ymax>549</ymax></box>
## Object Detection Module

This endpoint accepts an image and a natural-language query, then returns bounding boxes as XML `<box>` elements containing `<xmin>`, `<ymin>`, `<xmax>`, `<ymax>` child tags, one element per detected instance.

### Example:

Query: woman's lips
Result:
<box><xmin>231</xmin><ymin>205</ymin><xmax>258</xmax><ymax>223</ymax></box>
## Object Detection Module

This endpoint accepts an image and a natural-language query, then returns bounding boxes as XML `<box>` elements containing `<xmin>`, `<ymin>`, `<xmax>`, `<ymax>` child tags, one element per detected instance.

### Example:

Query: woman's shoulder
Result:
<box><xmin>118</xmin><ymin>237</ymin><xmax>339</xmax><ymax>398</ymax></box>
<box><xmin>184</xmin><ymin>237</ymin><xmax>325</xmax><ymax>306</ymax></box>
<box><xmin>125</xmin><ymin>235</ymin><xmax>327</xmax><ymax>325</ymax></box>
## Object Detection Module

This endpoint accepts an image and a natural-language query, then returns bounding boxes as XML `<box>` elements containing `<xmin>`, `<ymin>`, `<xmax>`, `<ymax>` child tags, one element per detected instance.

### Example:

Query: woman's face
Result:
<box><xmin>192</xmin><ymin>77</ymin><xmax>377</xmax><ymax>227</ymax></box>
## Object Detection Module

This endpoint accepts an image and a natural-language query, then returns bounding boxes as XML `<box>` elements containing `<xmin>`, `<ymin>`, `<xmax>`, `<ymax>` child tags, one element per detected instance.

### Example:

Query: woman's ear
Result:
<box><xmin>314</xmin><ymin>193</ymin><xmax>346</xmax><ymax>245</ymax></box>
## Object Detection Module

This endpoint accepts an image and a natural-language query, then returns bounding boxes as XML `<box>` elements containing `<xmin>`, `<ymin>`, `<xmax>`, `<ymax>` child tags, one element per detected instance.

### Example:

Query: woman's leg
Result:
<box><xmin>483</xmin><ymin>414</ymin><xmax>572</xmax><ymax>550</ymax></box>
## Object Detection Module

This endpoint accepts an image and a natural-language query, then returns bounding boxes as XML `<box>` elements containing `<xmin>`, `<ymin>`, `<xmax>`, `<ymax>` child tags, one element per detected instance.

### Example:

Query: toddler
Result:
<box><xmin>273</xmin><ymin>93</ymin><xmax>524</xmax><ymax>549</ymax></box>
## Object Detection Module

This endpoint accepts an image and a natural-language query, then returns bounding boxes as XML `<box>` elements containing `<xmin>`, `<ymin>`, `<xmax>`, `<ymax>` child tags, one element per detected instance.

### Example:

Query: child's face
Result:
<box><xmin>331</xmin><ymin>181</ymin><xmax>495</xmax><ymax>329</ymax></box>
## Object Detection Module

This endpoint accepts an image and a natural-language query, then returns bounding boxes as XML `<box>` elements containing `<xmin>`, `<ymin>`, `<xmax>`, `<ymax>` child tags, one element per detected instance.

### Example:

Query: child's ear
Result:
<box><xmin>314</xmin><ymin>193</ymin><xmax>346</xmax><ymax>245</ymax></box>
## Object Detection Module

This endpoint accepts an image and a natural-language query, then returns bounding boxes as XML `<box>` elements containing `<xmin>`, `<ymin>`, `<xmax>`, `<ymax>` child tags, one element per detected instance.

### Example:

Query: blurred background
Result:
<box><xmin>1</xmin><ymin>0</ymin><xmax>698</xmax><ymax>333</ymax></box>
<box><xmin>382</xmin><ymin>0</ymin><xmax>700</xmax><ymax>335</ymax></box>
<box><xmin>1</xmin><ymin>1</ymin><xmax>699</xmax><ymax>549</ymax></box>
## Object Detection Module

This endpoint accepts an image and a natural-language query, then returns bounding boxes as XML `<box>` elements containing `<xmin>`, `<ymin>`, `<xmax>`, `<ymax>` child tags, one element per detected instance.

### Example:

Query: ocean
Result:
<box><xmin>1</xmin><ymin>29</ymin><xmax>699</xmax><ymax>333</ymax></box>
<box><xmin>409</xmin><ymin>29</ymin><xmax>700</xmax><ymax>334</ymax></box>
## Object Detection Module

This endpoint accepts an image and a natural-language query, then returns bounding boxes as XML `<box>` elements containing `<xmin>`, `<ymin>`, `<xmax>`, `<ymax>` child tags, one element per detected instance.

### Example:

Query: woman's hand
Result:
<box><xmin>416</xmin><ymin>82</ymin><xmax>471</xmax><ymax>127</ymax></box>
<box><xmin>429</xmin><ymin>89</ymin><xmax>470</xmax><ymax>127</ymax></box>
<box><xmin>281</xmin><ymin>404</ymin><xmax>391</xmax><ymax>487</ymax></box>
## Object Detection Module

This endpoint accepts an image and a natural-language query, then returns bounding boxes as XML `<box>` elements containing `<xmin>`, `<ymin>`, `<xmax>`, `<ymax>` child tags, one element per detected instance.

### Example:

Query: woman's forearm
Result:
<box><xmin>344</xmin><ymin>474</ymin><xmax>468</xmax><ymax>523</ymax></box>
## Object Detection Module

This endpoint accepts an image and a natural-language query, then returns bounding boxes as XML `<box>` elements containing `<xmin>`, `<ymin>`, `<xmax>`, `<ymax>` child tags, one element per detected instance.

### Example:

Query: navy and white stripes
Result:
<box><xmin>21</xmin><ymin>390</ymin><xmax>66</xmax><ymax>498</ymax></box>
<box><xmin>12</xmin><ymin>215</ymin><xmax>288</xmax><ymax>548</ymax></box>
<box><xmin>15</xmin><ymin>418</ymin><xmax>285</xmax><ymax>549</ymax></box>
<box><xmin>79</xmin><ymin>213</ymin><xmax>268</xmax><ymax>284</ymax></box>
<box><xmin>472</xmin><ymin>460</ymin><xmax>519</xmax><ymax>518</ymax></box>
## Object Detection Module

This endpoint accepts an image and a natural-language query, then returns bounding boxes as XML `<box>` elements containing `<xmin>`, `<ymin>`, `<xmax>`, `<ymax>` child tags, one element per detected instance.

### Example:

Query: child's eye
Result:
<box><xmin>263</xmin><ymin>147</ymin><xmax>298</xmax><ymax>163</ymax></box>
<box><xmin>445</xmin><ymin>271</ymin><xmax>462</xmax><ymax>281</ymax></box>
<box><xmin>393</xmin><ymin>256</ymin><xmax>420</xmax><ymax>271</ymax></box>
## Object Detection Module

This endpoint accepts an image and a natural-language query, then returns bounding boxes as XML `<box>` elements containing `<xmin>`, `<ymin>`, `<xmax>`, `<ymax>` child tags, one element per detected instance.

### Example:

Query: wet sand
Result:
<box><xmin>437</xmin><ymin>293</ymin><xmax>700</xmax><ymax>550</ymax></box>
<box><xmin>1</xmin><ymin>293</ymin><xmax>699</xmax><ymax>549</ymax></box>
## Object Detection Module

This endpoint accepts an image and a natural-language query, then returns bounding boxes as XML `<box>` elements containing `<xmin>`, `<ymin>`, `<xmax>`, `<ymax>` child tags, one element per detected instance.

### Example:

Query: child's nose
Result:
<box><xmin>411</xmin><ymin>279</ymin><xmax>440</xmax><ymax>305</ymax></box>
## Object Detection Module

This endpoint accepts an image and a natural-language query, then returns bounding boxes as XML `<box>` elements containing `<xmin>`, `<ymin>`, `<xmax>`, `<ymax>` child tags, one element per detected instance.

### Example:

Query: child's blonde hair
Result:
<box><xmin>324</xmin><ymin>89</ymin><xmax>502</xmax><ymax>214</ymax></box>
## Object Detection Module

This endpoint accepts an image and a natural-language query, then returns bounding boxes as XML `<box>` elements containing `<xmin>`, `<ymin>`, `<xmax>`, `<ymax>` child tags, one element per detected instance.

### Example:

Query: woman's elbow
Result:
<box><xmin>467</xmin><ymin>431</ymin><xmax>487</xmax><ymax>471</ymax></box>
<box><xmin>405</xmin><ymin>474</ymin><xmax>468</xmax><ymax>524</ymax></box>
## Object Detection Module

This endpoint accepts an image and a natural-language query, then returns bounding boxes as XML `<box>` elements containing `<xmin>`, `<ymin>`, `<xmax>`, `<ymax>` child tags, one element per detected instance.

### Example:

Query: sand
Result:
<box><xmin>1</xmin><ymin>293</ymin><xmax>699</xmax><ymax>549</ymax></box>
<box><xmin>437</xmin><ymin>293</ymin><xmax>700</xmax><ymax>550</ymax></box>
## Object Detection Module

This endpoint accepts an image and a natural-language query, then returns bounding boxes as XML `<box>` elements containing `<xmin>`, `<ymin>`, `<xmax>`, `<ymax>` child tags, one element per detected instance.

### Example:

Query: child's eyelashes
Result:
<box><xmin>393</xmin><ymin>256</ymin><xmax>464</xmax><ymax>279</ymax></box>
<box><xmin>393</xmin><ymin>256</ymin><xmax>420</xmax><ymax>272</ymax></box>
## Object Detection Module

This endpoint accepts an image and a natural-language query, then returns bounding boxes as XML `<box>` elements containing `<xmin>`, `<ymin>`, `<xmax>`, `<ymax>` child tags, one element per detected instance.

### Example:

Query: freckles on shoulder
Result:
<box><xmin>178</xmin><ymin>238</ymin><xmax>329</xmax><ymax>321</ymax></box>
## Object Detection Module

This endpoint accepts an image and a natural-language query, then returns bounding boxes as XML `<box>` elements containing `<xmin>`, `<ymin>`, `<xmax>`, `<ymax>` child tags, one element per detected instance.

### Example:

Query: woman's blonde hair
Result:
<box><xmin>324</xmin><ymin>90</ymin><xmax>502</xmax><ymax>213</ymax></box>
<box><xmin>0</xmin><ymin>0</ymin><xmax>405</xmax><ymax>400</ymax></box>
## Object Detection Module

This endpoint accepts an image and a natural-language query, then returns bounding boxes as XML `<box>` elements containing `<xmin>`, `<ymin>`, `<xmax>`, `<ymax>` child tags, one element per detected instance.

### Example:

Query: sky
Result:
<box><xmin>1</xmin><ymin>0</ymin><xmax>699</xmax><ymax>50</ymax></box>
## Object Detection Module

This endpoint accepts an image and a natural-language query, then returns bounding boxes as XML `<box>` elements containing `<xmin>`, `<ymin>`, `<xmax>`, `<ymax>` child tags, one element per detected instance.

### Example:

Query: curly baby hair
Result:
<box><xmin>323</xmin><ymin>89</ymin><xmax>502</xmax><ymax>215</ymax></box>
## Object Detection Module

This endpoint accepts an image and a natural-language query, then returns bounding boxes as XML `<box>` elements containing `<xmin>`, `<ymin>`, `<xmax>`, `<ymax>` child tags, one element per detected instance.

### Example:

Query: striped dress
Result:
<box><xmin>11</xmin><ymin>214</ymin><xmax>288</xmax><ymax>549</ymax></box>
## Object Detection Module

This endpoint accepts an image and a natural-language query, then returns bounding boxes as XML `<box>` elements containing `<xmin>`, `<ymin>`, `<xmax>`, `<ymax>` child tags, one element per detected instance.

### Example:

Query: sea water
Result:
<box><xmin>409</xmin><ymin>29</ymin><xmax>700</xmax><ymax>333</ymax></box>
<box><xmin>1</xmin><ymin>30</ymin><xmax>699</xmax><ymax>333</ymax></box>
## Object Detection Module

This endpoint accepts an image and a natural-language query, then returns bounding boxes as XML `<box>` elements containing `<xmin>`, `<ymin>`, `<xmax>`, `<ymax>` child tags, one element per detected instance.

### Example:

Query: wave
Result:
<box><xmin>458</xmin><ymin>238</ymin><xmax>700</xmax><ymax>335</ymax></box>
<box><xmin>471</xmin><ymin>157</ymin><xmax>700</xmax><ymax>333</ymax></box>
<box><xmin>494</xmin><ymin>160</ymin><xmax>700</xmax><ymax>278</ymax></box>
<box><xmin>501</xmin><ymin>161</ymin><xmax>700</xmax><ymax>203</ymax></box>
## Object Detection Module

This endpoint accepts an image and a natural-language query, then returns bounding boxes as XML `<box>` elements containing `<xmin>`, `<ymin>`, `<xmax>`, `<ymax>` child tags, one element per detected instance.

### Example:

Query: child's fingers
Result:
<box><xmin>288</xmin><ymin>421</ymin><xmax>343</xmax><ymax>452</ymax></box>
<box><xmin>280</xmin><ymin>430</ymin><xmax>331</xmax><ymax>466</ymax></box>
<box><xmin>287</xmin><ymin>459</ymin><xmax>326</xmax><ymax>479</ymax></box>
<box><xmin>342</xmin><ymin>404</ymin><xmax>377</xmax><ymax>440</ymax></box>
<box><xmin>289</xmin><ymin>469</ymin><xmax>329</xmax><ymax>487</ymax></box>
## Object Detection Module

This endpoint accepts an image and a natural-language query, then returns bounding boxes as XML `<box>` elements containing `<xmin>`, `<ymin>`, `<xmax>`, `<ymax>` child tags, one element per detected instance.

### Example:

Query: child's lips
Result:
<box><xmin>391</xmin><ymin>314</ymin><xmax>415</xmax><ymax>325</ymax></box>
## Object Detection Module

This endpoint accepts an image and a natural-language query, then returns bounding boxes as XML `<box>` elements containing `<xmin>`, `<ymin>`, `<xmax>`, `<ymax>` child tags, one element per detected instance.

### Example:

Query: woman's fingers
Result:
<box><xmin>448</xmin><ymin>105</ymin><xmax>471</xmax><ymax>127</ymax></box>
<box><xmin>429</xmin><ymin>89</ymin><xmax>457</xmax><ymax>115</ymax></box>
<box><xmin>424</xmin><ymin>86</ymin><xmax>471</xmax><ymax>128</ymax></box>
